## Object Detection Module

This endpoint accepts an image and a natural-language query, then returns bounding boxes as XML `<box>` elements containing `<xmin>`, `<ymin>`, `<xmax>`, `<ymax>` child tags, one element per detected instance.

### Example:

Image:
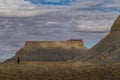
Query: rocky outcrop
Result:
<box><xmin>6</xmin><ymin>39</ymin><xmax>88</xmax><ymax>62</ymax></box>
<box><xmin>82</xmin><ymin>15</ymin><xmax>120</xmax><ymax>63</ymax></box>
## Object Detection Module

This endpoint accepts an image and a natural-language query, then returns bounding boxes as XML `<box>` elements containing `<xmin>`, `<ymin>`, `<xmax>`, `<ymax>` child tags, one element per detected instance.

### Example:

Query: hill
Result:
<box><xmin>82</xmin><ymin>15</ymin><xmax>120</xmax><ymax>63</ymax></box>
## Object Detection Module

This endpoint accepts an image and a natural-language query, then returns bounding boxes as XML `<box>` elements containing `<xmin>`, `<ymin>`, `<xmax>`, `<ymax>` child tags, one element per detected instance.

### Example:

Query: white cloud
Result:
<box><xmin>76</xmin><ymin>19</ymin><xmax>112</xmax><ymax>32</ymax></box>
<box><xmin>0</xmin><ymin>0</ymin><xmax>119</xmax><ymax>17</ymax></box>
<box><xmin>0</xmin><ymin>9</ymin><xmax>59</xmax><ymax>17</ymax></box>
<box><xmin>0</xmin><ymin>0</ymin><xmax>64</xmax><ymax>17</ymax></box>
<box><xmin>46</xmin><ymin>21</ymin><xmax>60</xmax><ymax>25</ymax></box>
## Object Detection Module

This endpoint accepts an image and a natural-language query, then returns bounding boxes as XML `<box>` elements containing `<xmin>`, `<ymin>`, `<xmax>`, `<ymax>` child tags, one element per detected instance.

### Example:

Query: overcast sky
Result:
<box><xmin>0</xmin><ymin>0</ymin><xmax>120</xmax><ymax>62</ymax></box>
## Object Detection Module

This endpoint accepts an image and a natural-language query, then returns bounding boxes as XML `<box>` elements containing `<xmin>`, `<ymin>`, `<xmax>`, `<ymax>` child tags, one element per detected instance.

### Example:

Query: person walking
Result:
<box><xmin>17</xmin><ymin>56</ymin><xmax>21</xmax><ymax>64</ymax></box>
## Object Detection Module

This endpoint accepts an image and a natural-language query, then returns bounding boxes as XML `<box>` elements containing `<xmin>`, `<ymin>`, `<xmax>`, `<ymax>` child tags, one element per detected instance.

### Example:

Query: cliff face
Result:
<box><xmin>82</xmin><ymin>15</ymin><xmax>120</xmax><ymax>63</ymax></box>
<box><xmin>25</xmin><ymin>39</ymin><xmax>84</xmax><ymax>47</ymax></box>
<box><xmin>6</xmin><ymin>39</ymin><xmax>88</xmax><ymax>62</ymax></box>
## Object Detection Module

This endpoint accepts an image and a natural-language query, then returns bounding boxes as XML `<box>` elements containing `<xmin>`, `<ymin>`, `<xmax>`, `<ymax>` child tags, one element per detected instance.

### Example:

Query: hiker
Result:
<box><xmin>17</xmin><ymin>56</ymin><xmax>21</xmax><ymax>64</ymax></box>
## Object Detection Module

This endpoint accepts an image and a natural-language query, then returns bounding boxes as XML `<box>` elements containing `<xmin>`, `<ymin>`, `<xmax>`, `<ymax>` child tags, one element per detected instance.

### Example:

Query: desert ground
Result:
<box><xmin>0</xmin><ymin>62</ymin><xmax>120</xmax><ymax>80</ymax></box>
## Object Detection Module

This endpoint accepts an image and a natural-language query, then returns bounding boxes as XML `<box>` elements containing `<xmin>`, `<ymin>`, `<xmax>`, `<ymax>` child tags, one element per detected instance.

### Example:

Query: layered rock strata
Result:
<box><xmin>6</xmin><ymin>39</ymin><xmax>88</xmax><ymax>62</ymax></box>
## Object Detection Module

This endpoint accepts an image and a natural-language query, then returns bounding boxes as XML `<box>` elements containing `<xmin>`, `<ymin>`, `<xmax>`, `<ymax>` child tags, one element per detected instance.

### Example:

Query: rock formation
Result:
<box><xmin>6</xmin><ymin>39</ymin><xmax>88</xmax><ymax>62</ymax></box>
<box><xmin>82</xmin><ymin>15</ymin><xmax>120</xmax><ymax>63</ymax></box>
<box><xmin>110</xmin><ymin>15</ymin><xmax>120</xmax><ymax>33</ymax></box>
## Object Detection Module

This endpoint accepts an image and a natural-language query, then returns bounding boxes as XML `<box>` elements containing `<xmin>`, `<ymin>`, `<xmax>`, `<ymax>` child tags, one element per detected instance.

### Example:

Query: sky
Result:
<box><xmin>0</xmin><ymin>0</ymin><xmax>120</xmax><ymax>62</ymax></box>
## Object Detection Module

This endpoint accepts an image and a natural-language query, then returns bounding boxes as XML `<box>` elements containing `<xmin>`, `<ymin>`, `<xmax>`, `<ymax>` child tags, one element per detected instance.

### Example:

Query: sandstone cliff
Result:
<box><xmin>80</xmin><ymin>15</ymin><xmax>120</xmax><ymax>63</ymax></box>
<box><xmin>6</xmin><ymin>39</ymin><xmax>88</xmax><ymax>62</ymax></box>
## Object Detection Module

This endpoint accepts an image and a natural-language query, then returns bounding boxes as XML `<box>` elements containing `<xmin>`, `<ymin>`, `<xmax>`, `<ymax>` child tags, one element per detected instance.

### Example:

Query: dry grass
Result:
<box><xmin>0</xmin><ymin>62</ymin><xmax>120</xmax><ymax>80</ymax></box>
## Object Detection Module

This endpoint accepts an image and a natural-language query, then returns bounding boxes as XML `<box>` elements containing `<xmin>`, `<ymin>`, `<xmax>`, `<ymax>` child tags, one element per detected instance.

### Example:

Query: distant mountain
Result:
<box><xmin>5</xmin><ymin>39</ymin><xmax>88</xmax><ymax>62</ymax></box>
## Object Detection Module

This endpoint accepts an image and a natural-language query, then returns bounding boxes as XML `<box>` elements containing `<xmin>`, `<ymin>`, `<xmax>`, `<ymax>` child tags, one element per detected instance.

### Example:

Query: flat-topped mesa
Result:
<box><xmin>5</xmin><ymin>39</ymin><xmax>88</xmax><ymax>62</ymax></box>
<box><xmin>110</xmin><ymin>15</ymin><xmax>120</xmax><ymax>33</ymax></box>
<box><xmin>25</xmin><ymin>39</ymin><xmax>84</xmax><ymax>47</ymax></box>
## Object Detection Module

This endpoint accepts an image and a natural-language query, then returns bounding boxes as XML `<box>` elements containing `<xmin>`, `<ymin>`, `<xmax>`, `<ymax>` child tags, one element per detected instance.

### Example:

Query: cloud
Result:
<box><xmin>46</xmin><ymin>21</ymin><xmax>60</xmax><ymax>26</ymax></box>
<box><xmin>0</xmin><ymin>0</ymin><xmax>120</xmax><ymax>17</ymax></box>
<box><xmin>0</xmin><ymin>0</ymin><xmax>120</xmax><ymax>62</ymax></box>
<box><xmin>0</xmin><ymin>0</ymin><xmax>66</xmax><ymax>17</ymax></box>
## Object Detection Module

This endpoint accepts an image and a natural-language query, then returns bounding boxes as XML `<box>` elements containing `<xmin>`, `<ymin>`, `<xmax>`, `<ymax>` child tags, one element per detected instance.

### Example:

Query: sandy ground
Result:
<box><xmin>0</xmin><ymin>62</ymin><xmax>120</xmax><ymax>80</ymax></box>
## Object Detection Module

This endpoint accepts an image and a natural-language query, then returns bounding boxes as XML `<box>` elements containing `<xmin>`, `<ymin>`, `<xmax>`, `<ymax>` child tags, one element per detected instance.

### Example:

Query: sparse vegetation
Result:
<box><xmin>0</xmin><ymin>62</ymin><xmax>120</xmax><ymax>80</ymax></box>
